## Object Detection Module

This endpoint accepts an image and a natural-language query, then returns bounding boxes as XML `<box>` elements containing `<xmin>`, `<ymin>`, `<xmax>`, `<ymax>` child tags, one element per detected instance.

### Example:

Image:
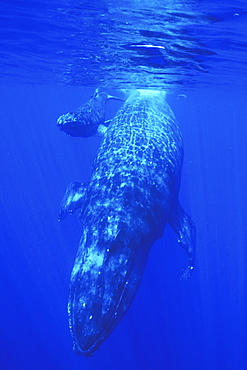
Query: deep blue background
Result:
<box><xmin>1</xmin><ymin>85</ymin><xmax>246</xmax><ymax>370</ymax></box>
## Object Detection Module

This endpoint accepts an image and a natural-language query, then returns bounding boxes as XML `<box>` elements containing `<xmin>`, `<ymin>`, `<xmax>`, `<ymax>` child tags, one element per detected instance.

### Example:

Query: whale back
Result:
<box><xmin>83</xmin><ymin>90</ymin><xmax>183</xmax><ymax>229</ymax></box>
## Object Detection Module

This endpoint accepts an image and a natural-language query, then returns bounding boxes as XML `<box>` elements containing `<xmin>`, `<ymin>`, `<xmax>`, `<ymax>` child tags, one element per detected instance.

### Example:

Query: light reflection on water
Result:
<box><xmin>0</xmin><ymin>0</ymin><xmax>246</xmax><ymax>90</ymax></box>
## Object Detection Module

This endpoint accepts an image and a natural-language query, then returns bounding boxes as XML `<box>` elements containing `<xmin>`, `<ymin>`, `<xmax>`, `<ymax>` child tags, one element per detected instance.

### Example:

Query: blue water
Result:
<box><xmin>1</xmin><ymin>1</ymin><xmax>247</xmax><ymax>369</ymax></box>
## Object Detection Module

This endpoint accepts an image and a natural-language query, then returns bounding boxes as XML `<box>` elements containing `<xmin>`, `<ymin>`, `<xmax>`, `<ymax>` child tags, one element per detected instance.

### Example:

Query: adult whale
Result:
<box><xmin>59</xmin><ymin>89</ymin><xmax>195</xmax><ymax>357</ymax></box>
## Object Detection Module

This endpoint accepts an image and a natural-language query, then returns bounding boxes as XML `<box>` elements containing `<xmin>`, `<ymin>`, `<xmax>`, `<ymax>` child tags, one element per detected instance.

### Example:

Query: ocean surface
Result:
<box><xmin>1</xmin><ymin>1</ymin><xmax>246</xmax><ymax>369</ymax></box>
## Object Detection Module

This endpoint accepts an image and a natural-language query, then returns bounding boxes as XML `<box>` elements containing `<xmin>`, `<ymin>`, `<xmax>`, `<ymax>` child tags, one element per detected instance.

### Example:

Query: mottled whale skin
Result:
<box><xmin>57</xmin><ymin>88</ymin><xmax>122</xmax><ymax>137</ymax></box>
<box><xmin>61</xmin><ymin>90</ymin><xmax>195</xmax><ymax>357</ymax></box>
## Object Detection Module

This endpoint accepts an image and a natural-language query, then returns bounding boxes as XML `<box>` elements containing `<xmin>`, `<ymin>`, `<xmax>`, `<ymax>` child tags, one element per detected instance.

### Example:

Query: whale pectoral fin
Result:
<box><xmin>103</xmin><ymin>119</ymin><xmax>112</xmax><ymax>126</ymax></box>
<box><xmin>58</xmin><ymin>182</ymin><xmax>86</xmax><ymax>221</ymax></box>
<box><xmin>96</xmin><ymin>120</ymin><xmax>113</xmax><ymax>137</ymax></box>
<box><xmin>107</xmin><ymin>94</ymin><xmax>125</xmax><ymax>102</ymax></box>
<box><xmin>96</xmin><ymin>123</ymin><xmax>109</xmax><ymax>137</ymax></box>
<box><xmin>168</xmin><ymin>201</ymin><xmax>196</xmax><ymax>281</ymax></box>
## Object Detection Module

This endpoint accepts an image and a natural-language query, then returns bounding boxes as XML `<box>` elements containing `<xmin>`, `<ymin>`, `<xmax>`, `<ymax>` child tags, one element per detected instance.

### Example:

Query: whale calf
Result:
<box><xmin>58</xmin><ymin>89</ymin><xmax>195</xmax><ymax>357</ymax></box>
<box><xmin>57</xmin><ymin>88</ymin><xmax>123</xmax><ymax>138</ymax></box>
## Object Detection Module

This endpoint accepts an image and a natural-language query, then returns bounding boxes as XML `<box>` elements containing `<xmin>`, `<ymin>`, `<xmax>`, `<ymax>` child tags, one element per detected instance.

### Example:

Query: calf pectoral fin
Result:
<box><xmin>58</xmin><ymin>182</ymin><xmax>86</xmax><ymax>221</ymax></box>
<box><xmin>168</xmin><ymin>201</ymin><xmax>196</xmax><ymax>281</ymax></box>
<box><xmin>107</xmin><ymin>94</ymin><xmax>125</xmax><ymax>102</ymax></box>
<box><xmin>95</xmin><ymin>123</ymin><xmax>108</xmax><ymax>137</ymax></box>
<box><xmin>96</xmin><ymin>119</ymin><xmax>113</xmax><ymax>137</ymax></box>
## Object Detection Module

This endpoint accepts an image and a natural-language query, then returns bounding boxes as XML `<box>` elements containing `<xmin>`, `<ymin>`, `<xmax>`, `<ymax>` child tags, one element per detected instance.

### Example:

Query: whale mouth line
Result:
<box><xmin>73</xmin><ymin>308</ymin><xmax>121</xmax><ymax>357</ymax></box>
<box><xmin>72</xmin><ymin>259</ymin><xmax>139</xmax><ymax>357</ymax></box>
<box><xmin>74</xmin><ymin>342</ymin><xmax>99</xmax><ymax>358</ymax></box>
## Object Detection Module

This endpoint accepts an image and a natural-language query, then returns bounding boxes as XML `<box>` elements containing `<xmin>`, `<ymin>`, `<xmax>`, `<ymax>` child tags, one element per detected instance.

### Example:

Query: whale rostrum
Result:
<box><xmin>57</xmin><ymin>89</ymin><xmax>195</xmax><ymax>357</ymax></box>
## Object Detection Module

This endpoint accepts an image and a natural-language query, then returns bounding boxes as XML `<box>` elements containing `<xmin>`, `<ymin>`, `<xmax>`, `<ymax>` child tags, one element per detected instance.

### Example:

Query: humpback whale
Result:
<box><xmin>57</xmin><ymin>88</ymin><xmax>122</xmax><ymax>137</ymax></box>
<box><xmin>58</xmin><ymin>89</ymin><xmax>195</xmax><ymax>357</ymax></box>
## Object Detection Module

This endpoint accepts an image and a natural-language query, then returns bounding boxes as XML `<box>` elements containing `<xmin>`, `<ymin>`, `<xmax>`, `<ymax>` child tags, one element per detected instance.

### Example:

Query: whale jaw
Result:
<box><xmin>68</xmin><ymin>226</ymin><xmax>151</xmax><ymax>357</ymax></box>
